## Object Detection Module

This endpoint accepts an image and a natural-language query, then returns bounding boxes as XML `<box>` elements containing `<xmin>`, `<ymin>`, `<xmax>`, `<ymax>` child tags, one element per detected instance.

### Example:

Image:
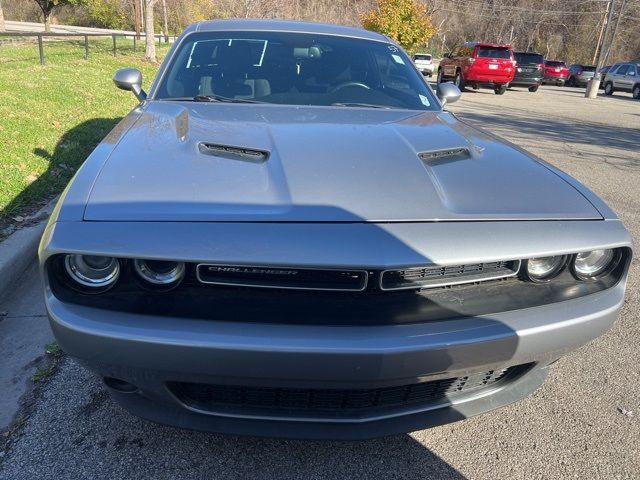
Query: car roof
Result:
<box><xmin>464</xmin><ymin>42</ymin><xmax>512</xmax><ymax>48</ymax></box>
<box><xmin>192</xmin><ymin>19</ymin><xmax>390</xmax><ymax>43</ymax></box>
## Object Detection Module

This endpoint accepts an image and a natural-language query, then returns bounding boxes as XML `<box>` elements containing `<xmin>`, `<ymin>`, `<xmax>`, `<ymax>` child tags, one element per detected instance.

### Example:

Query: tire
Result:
<box><xmin>604</xmin><ymin>82</ymin><xmax>614</xmax><ymax>95</ymax></box>
<box><xmin>633</xmin><ymin>84</ymin><xmax>640</xmax><ymax>100</ymax></box>
<box><xmin>453</xmin><ymin>70</ymin><xmax>465</xmax><ymax>90</ymax></box>
<box><xmin>566</xmin><ymin>76</ymin><xmax>575</xmax><ymax>87</ymax></box>
<box><xmin>494</xmin><ymin>85</ymin><xmax>507</xmax><ymax>95</ymax></box>
<box><xmin>528</xmin><ymin>85</ymin><xmax>539</xmax><ymax>93</ymax></box>
<box><xmin>436</xmin><ymin>68</ymin><xmax>443</xmax><ymax>83</ymax></box>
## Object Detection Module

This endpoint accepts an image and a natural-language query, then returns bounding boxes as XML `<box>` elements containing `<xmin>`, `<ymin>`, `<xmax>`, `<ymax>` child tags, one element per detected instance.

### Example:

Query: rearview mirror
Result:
<box><xmin>436</xmin><ymin>82</ymin><xmax>461</xmax><ymax>106</ymax></box>
<box><xmin>113</xmin><ymin>68</ymin><xmax>147</xmax><ymax>102</ymax></box>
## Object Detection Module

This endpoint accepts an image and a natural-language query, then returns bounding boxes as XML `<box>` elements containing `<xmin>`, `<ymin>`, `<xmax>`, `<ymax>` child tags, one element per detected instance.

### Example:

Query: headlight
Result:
<box><xmin>64</xmin><ymin>255</ymin><xmax>120</xmax><ymax>289</ymax></box>
<box><xmin>134</xmin><ymin>259</ymin><xmax>185</xmax><ymax>286</ymax></box>
<box><xmin>525</xmin><ymin>255</ymin><xmax>566</xmax><ymax>281</ymax></box>
<box><xmin>573</xmin><ymin>249</ymin><xmax>617</xmax><ymax>280</ymax></box>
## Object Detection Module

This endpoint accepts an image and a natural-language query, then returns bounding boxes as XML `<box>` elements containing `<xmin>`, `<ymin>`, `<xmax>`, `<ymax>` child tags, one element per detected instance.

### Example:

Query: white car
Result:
<box><xmin>412</xmin><ymin>53</ymin><xmax>434</xmax><ymax>76</ymax></box>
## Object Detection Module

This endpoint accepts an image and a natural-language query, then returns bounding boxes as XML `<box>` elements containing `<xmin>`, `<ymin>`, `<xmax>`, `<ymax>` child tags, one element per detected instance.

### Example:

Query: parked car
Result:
<box><xmin>511</xmin><ymin>51</ymin><xmax>544</xmax><ymax>92</ymax></box>
<box><xmin>412</xmin><ymin>52</ymin><xmax>434</xmax><ymax>77</ymax></box>
<box><xmin>542</xmin><ymin>60</ymin><xmax>569</xmax><ymax>86</ymax></box>
<box><xmin>438</xmin><ymin>42</ymin><xmax>515</xmax><ymax>95</ymax></box>
<box><xmin>566</xmin><ymin>64</ymin><xmax>596</xmax><ymax>87</ymax></box>
<box><xmin>40</xmin><ymin>19</ymin><xmax>632</xmax><ymax>440</ymax></box>
<box><xmin>598</xmin><ymin>65</ymin><xmax>612</xmax><ymax>89</ymax></box>
<box><xmin>603</xmin><ymin>62</ymin><xmax>640</xmax><ymax>98</ymax></box>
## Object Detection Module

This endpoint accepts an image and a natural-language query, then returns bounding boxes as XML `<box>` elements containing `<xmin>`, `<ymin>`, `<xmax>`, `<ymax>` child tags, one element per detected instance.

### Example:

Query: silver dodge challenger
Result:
<box><xmin>40</xmin><ymin>20</ymin><xmax>632</xmax><ymax>440</ymax></box>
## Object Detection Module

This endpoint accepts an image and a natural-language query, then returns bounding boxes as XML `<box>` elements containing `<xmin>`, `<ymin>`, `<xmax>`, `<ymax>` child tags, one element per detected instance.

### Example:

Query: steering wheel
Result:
<box><xmin>330</xmin><ymin>81</ymin><xmax>371</xmax><ymax>93</ymax></box>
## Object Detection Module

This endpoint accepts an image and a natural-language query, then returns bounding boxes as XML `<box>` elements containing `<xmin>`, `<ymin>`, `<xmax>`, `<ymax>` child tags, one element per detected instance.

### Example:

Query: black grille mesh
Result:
<box><xmin>169</xmin><ymin>364</ymin><xmax>530</xmax><ymax>418</ymax></box>
<box><xmin>382</xmin><ymin>260</ymin><xmax>519</xmax><ymax>290</ymax></box>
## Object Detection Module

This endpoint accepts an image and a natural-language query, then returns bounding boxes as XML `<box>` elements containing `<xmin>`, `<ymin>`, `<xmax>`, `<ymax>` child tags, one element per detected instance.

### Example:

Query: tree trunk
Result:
<box><xmin>161</xmin><ymin>0</ymin><xmax>169</xmax><ymax>42</ymax></box>
<box><xmin>145</xmin><ymin>0</ymin><xmax>157</xmax><ymax>62</ymax></box>
<box><xmin>44</xmin><ymin>13</ymin><xmax>51</xmax><ymax>33</ymax></box>
<box><xmin>0</xmin><ymin>0</ymin><xmax>6</xmax><ymax>32</ymax></box>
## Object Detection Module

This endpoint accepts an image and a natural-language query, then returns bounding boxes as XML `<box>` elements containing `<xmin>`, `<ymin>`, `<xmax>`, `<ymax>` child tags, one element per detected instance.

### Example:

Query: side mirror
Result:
<box><xmin>113</xmin><ymin>68</ymin><xmax>147</xmax><ymax>102</ymax></box>
<box><xmin>436</xmin><ymin>82</ymin><xmax>462</xmax><ymax>106</ymax></box>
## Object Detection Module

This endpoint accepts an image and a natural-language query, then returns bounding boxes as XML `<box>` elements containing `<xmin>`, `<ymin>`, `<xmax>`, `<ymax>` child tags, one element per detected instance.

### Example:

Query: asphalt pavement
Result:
<box><xmin>0</xmin><ymin>85</ymin><xmax>638</xmax><ymax>479</ymax></box>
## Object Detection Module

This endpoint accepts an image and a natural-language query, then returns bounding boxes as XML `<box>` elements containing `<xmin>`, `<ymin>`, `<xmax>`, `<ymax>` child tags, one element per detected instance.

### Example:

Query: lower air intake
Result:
<box><xmin>169</xmin><ymin>364</ymin><xmax>531</xmax><ymax>419</ymax></box>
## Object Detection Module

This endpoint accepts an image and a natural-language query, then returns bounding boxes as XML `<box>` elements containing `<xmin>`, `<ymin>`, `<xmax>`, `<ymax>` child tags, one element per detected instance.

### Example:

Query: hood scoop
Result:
<box><xmin>199</xmin><ymin>142</ymin><xmax>269</xmax><ymax>163</ymax></box>
<box><xmin>419</xmin><ymin>147</ymin><xmax>471</xmax><ymax>164</ymax></box>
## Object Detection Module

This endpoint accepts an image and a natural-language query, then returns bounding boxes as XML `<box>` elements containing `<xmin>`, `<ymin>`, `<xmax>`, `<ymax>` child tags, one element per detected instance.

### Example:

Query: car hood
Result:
<box><xmin>84</xmin><ymin>102</ymin><xmax>601</xmax><ymax>222</ymax></box>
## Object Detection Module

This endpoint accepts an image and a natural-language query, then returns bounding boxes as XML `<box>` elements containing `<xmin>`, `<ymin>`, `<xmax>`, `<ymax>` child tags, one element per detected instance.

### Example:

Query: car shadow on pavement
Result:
<box><xmin>0</xmin><ymin>360</ymin><xmax>467</xmax><ymax>479</ymax></box>
<box><xmin>457</xmin><ymin>110</ymin><xmax>640</xmax><ymax>157</ymax></box>
<box><xmin>0</xmin><ymin>117</ymin><xmax>122</xmax><ymax>227</ymax></box>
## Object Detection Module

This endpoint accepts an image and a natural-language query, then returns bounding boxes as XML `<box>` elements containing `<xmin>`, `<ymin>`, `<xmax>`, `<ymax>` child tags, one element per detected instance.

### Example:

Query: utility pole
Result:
<box><xmin>603</xmin><ymin>0</ymin><xmax>628</xmax><ymax>66</ymax></box>
<box><xmin>595</xmin><ymin>0</ymin><xmax>616</xmax><ymax>69</ymax></box>
<box><xmin>592</xmin><ymin>0</ymin><xmax>611</xmax><ymax>65</ymax></box>
<box><xmin>134</xmin><ymin>0</ymin><xmax>141</xmax><ymax>40</ymax></box>
<box><xmin>586</xmin><ymin>0</ymin><xmax>616</xmax><ymax>98</ymax></box>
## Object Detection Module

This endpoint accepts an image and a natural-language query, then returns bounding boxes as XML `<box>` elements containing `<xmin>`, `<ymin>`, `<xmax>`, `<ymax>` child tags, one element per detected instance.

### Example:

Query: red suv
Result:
<box><xmin>542</xmin><ymin>60</ymin><xmax>569</xmax><ymax>86</ymax></box>
<box><xmin>437</xmin><ymin>42</ymin><xmax>515</xmax><ymax>95</ymax></box>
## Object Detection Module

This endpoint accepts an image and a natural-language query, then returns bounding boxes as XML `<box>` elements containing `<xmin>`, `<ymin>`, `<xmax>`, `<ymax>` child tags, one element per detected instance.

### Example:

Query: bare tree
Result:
<box><xmin>145</xmin><ymin>0</ymin><xmax>157</xmax><ymax>62</ymax></box>
<box><xmin>161</xmin><ymin>0</ymin><xmax>169</xmax><ymax>41</ymax></box>
<box><xmin>0</xmin><ymin>0</ymin><xmax>6</xmax><ymax>32</ymax></box>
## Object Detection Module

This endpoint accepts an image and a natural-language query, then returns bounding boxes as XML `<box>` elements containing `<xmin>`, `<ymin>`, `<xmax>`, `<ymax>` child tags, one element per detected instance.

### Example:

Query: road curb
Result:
<box><xmin>0</xmin><ymin>200</ymin><xmax>56</xmax><ymax>303</ymax></box>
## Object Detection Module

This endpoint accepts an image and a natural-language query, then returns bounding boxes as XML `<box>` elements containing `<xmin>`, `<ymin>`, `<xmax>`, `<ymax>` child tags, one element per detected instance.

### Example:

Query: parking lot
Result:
<box><xmin>1</xmin><ymin>85</ymin><xmax>638</xmax><ymax>479</ymax></box>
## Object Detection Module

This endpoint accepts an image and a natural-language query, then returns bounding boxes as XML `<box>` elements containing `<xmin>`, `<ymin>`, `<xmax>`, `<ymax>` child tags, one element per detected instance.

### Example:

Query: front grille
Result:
<box><xmin>381</xmin><ymin>260</ymin><xmax>520</xmax><ymax>291</ymax></box>
<box><xmin>169</xmin><ymin>364</ymin><xmax>530</xmax><ymax>419</ymax></box>
<box><xmin>196</xmin><ymin>264</ymin><xmax>368</xmax><ymax>291</ymax></box>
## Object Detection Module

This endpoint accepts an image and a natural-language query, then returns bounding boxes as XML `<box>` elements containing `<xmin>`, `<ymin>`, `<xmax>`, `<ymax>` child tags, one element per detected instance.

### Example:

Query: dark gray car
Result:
<box><xmin>511</xmin><ymin>51</ymin><xmax>544</xmax><ymax>92</ymax></box>
<box><xmin>39</xmin><ymin>20</ymin><xmax>632</xmax><ymax>440</ymax></box>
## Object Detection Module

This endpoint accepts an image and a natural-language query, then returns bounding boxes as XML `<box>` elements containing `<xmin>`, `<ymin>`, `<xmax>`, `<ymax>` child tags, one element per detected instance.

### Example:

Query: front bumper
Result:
<box><xmin>46</xmin><ymin>279</ymin><xmax>625</xmax><ymax>439</ymax></box>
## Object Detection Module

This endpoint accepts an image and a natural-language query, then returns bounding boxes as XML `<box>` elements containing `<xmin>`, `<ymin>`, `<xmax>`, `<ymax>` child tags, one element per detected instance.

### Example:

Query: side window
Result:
<box><xmin>616</xmin><ymin>64</ymin><xmax>629</xmax><ymax>75</ymax></box>
<box><xmin>627</xmin><ymin>65</ymin><xmax>637</xmax><ymax>76</ymax></box>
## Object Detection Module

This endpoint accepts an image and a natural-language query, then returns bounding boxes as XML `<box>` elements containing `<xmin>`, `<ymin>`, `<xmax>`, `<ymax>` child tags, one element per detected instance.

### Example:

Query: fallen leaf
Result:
<box><xmin>617</xmin><ymin>407</ymin><xmax>634</xmax><ymax>418</ymax></box>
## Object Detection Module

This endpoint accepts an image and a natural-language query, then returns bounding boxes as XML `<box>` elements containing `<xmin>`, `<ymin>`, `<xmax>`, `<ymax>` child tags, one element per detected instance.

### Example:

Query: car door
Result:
<box><xmin>613</xmin><ymin>64</ymin><xmax>629</xmax><ymax>89</ymax></box>
<box><xmin>623</xmin><ymin>64</ymin><xmax>638</xmax><ymax>92</ymax></box>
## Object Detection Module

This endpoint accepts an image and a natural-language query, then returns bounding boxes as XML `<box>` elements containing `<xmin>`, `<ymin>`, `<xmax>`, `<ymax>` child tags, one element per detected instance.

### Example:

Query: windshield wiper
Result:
<box><xmin>193</xmin><ymin>94</ymin><xmax>261</xmax><ymax>103</ymax></box>
<box><xmin>164</xmin><ymin>95</ymin><xmax>262</xmax><ymax>104</ymax></box>
<box><xmin>331</xmin><ymin>102</ymin><xmax>398</xmax><ymax>109</ymax></box>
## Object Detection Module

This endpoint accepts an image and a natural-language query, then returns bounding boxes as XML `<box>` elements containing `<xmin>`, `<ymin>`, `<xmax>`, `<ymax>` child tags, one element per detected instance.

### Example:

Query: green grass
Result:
<box><xmin>0</xmin><ymin>38</ymin><xmax>170</xmax><ymax>225</ymax></box>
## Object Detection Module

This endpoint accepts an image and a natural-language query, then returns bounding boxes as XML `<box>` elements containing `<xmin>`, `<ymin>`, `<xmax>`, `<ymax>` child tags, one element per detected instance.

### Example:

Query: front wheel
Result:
<box><xmin>566</xmin><ymin>77</ymin><xmax>575</xmax><ymax>87</ymax></box>
<box><xmin>604</xmin><ymin>82</ymin><xmax>614</xmax><ymax>95</ymax></box>
<box><xmin>528</xmin><ymin>85</ymin><xmax>539</xmax><ymax>93</ymax></box>
<box><xmin>436</xmin><ymin>69</ymin><xmax>443</xmax><ymax>83</ymax></box>
<box><xmin>494</xmin><ymin>85</ymin><xmax>507</xmax><ymax>95</ymax></box>
<box><xmin>632</xmin><ymin>84</ymin><xmax>640</xmax><ymax>99</ymax></box>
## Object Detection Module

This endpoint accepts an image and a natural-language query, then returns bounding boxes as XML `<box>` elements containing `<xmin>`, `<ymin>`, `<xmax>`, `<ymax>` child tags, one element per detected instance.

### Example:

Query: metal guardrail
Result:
<box><xmin>0</xmin><ymin>32</ymin><xmax>177</xmax><ymax>65</ymax></box>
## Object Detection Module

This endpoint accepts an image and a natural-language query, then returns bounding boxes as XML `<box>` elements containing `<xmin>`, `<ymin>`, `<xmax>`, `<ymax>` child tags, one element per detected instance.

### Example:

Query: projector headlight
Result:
<box><xmin>525</xmin><ymin>255</ymin><xmax>567</xmax><ymax>282</ymax></box>
<box><xmin>134</xmin><ymin>259</ymin><xmax>185</xmax><ymax>286</ymax></box>
<box><xmin>64</xmin><ymin>255</ymin><xmax>120</xmax><ymax>290</ymax></box>
<box><xmin>572</xmin><ymin>249</ymin><xmax>617</xmax><ymax>280</ymax></box>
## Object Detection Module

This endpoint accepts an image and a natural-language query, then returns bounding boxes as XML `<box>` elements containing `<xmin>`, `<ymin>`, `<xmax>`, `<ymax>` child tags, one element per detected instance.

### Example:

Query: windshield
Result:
<box><xmin>581</xmin><ymin>66</ymin><xmax>596</xmax><ymax>72</ymax></box>
<box><xmin>545</xmin><ymin>61</ymin><xmax>565</xmax><ymax>67</ymax></box>
<box><xmin>515</xmin><ymin>53</ymin><xmax>544</xmax><ymax>65</ymax></box>
<box><xmin>477</xmin><ymin>47</ymin><xmax>512</xmax><ymax>59</ymax></box>
<box><xmin>155</xmin><ymin>31</ymin><xmax>438</xmax><ymax>110</ymax></box>
<box><xmin>413</xmin><ymin>54</ymin><xmax>431</xmax><ymax>61</ymax></box>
